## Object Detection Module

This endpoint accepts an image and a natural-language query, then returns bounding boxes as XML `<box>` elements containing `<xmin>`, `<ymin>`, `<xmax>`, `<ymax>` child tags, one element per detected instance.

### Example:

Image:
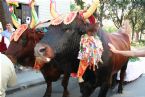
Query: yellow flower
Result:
<box><xmin>7</xmin><ymin>1</ymin><xmax>19</xmax><ymax>7</ymax></box>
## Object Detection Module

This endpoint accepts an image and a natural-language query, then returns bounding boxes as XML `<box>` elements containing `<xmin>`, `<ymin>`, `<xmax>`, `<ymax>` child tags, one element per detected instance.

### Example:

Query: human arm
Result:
<box><xmin>108</xmin><ymin>43</ymin><xmax>145</xmax><ymax>57</ymax></box>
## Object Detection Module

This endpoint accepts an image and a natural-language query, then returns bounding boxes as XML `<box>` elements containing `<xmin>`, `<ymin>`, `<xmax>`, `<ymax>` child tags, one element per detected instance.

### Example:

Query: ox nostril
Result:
<box><xmin>39</xmin><ymin>47</ymin><xmax>46</xmax><ymax>53</ymax></box>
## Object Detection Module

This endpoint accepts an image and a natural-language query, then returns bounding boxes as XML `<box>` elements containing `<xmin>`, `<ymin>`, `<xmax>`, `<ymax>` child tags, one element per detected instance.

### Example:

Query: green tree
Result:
<box><xmin>126</xmin><ymin>0</ymin><xmax>145</xmax><ymax>41</ymax></box>
<box><xmin>101</xmin><ymin>0</ymin><xmax>145</xmax><ymax>41</ymax></box>
<box><xmin>74</xmin><ymin>0</ymin><xmax>85</xmax><ymax>9</ymax></box>
<box><xmin>107</xmin><ymin>0</ymin><xmax>131</xmax><ymax>28</ymax></box>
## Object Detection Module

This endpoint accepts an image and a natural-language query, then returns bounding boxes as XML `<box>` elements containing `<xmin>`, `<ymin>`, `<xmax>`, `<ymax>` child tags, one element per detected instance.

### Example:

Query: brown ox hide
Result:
<box><xmin>34</xmin><ymin>15</ymin><xmax>131</xmax><ymax>97</ymax></box>
<box><xmin>80</xmin><ymin>28</ymin><xmax>130</xmax><ymax>97</ymax></box>
<box><xmin>5</xmin><ymin>28</ymin><xmax>70</xmax><ymax>97</ymax></box>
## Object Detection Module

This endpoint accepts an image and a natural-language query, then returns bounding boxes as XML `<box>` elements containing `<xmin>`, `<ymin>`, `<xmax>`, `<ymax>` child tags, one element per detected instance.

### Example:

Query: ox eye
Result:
<box><xmin>21</xmin><ymin>36</ymin><xmax>27</xmax><ymax>46</ymax></box>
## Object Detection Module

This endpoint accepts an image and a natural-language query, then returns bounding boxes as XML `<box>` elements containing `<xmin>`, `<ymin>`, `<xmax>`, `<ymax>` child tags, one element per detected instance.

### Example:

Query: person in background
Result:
<box><xmin>1</xmin><ymin>23</ymin><xmax>15</xmax><ymax>40</ymax></box>
<box><xmin>0</xmin><ymin>52</ymin><xmax>17</xmax><ymax>97</ymax></box>
<box><xmin>108</xmin><ymin>43</ymin><xmax>145</xmax><ymax>57</ymax></box>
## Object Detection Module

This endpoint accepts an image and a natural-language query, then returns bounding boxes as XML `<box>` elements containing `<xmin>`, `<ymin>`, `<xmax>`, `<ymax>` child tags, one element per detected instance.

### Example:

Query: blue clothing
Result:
<box><xmin>1</xmin><ymin>30</ymin><xmax>13</xmax><ymax>40</ymax></box>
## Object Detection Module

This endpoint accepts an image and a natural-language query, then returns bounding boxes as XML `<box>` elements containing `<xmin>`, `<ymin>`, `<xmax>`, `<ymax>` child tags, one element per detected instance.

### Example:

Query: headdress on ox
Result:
<box><xmin>10</xmin><ymin>24</ymin><xmax>28</xmax><ymax>41</ymax></box>
<box><xmin>50</xmin><ymin>0</ymin><xmax>100</xmax><ymax>25</ymax></box>
<box><xmin>50</xmin><ymin>11</ymin><xmax>78</xmax><ymax>25</ymax></box>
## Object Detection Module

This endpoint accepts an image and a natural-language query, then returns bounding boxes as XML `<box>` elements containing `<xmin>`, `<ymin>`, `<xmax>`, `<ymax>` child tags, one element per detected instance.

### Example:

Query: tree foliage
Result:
<box><xmin>74</xmin><ymin>0</ymin><xmax>145</xmax><ymax>41</ymax></box>
<box><xmin>99</xmin><ymin>0</ymin><xmax>145</xmax><ymax>41</ymax></box>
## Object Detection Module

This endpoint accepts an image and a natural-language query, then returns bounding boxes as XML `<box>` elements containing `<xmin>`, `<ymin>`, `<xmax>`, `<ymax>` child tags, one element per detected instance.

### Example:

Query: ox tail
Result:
<box><xmin>120</xmin><ymin>20</ymin><xmax>132</xmax><ymax>42</ymax></box>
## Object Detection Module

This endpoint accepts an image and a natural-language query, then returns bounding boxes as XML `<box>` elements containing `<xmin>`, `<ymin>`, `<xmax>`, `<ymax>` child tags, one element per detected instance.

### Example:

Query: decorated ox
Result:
<box><xmin>6</xmin><ymin>0</ymin><xmax>72</xmax><ymax>97</ymax></box>
<box><xmin>5</xmin><ymin>21</ymin><xmax>72</xmax><ymax>97</ymax></box>
<box><xmin>34</xmin><ymin>0</ymin><xmax>131</xmax><ymax>97</ymax></box>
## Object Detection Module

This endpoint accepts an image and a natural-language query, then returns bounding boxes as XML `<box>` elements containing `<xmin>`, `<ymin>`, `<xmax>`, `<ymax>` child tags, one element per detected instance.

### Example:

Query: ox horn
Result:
<box><xmin>11</xmin><ymin>9</ymin><xmax>21</xmax><ymax>28</ymax></box>
<box><xmin>30</xmin><ymin>0</ymin><xmax>39</xmax><ymax>28</ymax></box>
<box><xmin>82</xmin><ymin>0</ymin><xmax>100</xmax><ymax>19</ymax></box>
<box><xmin>7</xmin><ymin>1</ymin><xmax>20</xmax><ymax>28</ymax></box>
<box><xmin>50</xmin><ymin>0</ymin><xmax>59</xmax><ymax>18</ymax></box>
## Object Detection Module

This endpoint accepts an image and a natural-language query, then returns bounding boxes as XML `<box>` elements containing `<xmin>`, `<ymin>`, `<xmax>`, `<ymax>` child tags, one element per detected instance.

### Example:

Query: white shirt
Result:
<box><xmin>0</xmin><ymin>53</ymin><xmax>17</xmax><ymax>97</ymax></box>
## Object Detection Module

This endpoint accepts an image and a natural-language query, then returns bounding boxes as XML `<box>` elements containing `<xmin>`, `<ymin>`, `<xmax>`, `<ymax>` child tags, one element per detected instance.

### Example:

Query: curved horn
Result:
<box><xmin>82</xmin><ymin>0</ymin><xmax>100</xmax><ymax>19</ymax></box>
<box><xmin>30</xmin><ymin>0</ymin><xmax>39</xmax><ymax>28</ymax></box>
<box><xmin>11</xmin><ymin>10</ymin><xmax>21</xmax><ymax>28</ymax></box>
<box><xmin>7</xmin><ymin>1</ymin><xmax>20</xmax><ymax>28</ymax></box>
<box><xmin>50</xmin><ymin>0</ymin><xmax>59</xmax><ymax>18</ymax></box>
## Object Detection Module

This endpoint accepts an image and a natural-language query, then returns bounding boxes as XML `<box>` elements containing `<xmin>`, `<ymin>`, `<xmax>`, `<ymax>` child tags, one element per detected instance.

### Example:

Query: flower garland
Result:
<box><xmin>78</xmin><ymin>34</ymin><xmax>103</xmax><ymax>69</ymax></box>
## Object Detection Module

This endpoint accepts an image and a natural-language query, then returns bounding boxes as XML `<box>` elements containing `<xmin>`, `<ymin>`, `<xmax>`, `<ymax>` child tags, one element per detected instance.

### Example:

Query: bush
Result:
<box><xmin>131</xmin><ymin>41</ymin><xmax>145</xmax><ymax>47</ymax></box>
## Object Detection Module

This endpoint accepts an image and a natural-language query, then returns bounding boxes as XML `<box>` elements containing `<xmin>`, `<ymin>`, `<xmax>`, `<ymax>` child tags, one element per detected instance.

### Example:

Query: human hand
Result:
<box><xmin>108</xmin><ymin>43</ymin><xmax>118</xmax><ymax>53</ymax></box>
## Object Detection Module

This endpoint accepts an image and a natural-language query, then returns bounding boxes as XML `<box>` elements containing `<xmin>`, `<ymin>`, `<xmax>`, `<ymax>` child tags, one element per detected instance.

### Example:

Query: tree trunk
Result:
<box><xmin>0</xmin><ymin>0</ymin><xmax>12</xmax><ymax>30</ymax></box>
<box><xmin>99</xmin><ymin>2</ymin><xmax>105</xmax><ymax>27</ymax></box>
<box><xmin>135</xmin><ymin>32</ymin><xmax>139</xmax><ymax>42</ymax></box>
<box><xmin>131</xmin><ymin>28</ymin><xmax>135</xmax><ymax>41</ymax></box>
<box><xmin>139</xmin><ymin>32</ymin><xmax>142</xmax><ymax>40</ymax></box>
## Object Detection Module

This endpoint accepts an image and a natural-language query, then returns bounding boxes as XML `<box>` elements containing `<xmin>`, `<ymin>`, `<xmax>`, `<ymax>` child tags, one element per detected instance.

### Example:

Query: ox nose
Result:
<box><xmin>34</xmin><ymin>43</ymin><xmax>47</xmax><ymax>57</ymax></box>
<box><xmin>39</xmin><ymin>47</ymin><xmax>46</xmax><ymax>53</ymax></box>
<box><xmin>34</xmin><ymin>43</ymin><xmax>54</xmax><ymax>59</ymax></box>
<box><xmin>34</xmin><ymin>43</ymin><xmax>54</xmax><ymax>63</ymax></box>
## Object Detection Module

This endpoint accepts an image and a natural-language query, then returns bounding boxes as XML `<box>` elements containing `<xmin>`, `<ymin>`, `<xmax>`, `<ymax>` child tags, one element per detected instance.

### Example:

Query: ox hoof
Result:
<box><xmin>111</xmin><ymin>81</ymin><xmax>118</xmax><ymax>89</ymax></box>
<box><xmin>117</xmin><ymin>85</ymin><xmax>123</xmax><ymax>94</ymax></box>
<box><xmin>43</xmin><ymin>96</ymin><xmax>51</xmax><ymax>97</ymax></box>
<box><xmin>43</xmin><ymin>94</ymin><xmax>51</xmax><ymax>97</ymax></box>
<box><xmin>117</xmin><ymin>89</ymin><xmax>123</xmax><ymax>94</ymax></box>
<box><xmin>62</xmin><ymin>91</ymin><xmax>69</xmax><ymax>97</ymax></box>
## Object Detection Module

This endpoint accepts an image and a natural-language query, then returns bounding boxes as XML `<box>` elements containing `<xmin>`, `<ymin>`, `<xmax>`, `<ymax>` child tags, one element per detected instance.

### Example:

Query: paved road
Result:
<box><xmin>6</xmin><ymin>74</ymin><xmax>145</xmax><ymax>97</ymax></box>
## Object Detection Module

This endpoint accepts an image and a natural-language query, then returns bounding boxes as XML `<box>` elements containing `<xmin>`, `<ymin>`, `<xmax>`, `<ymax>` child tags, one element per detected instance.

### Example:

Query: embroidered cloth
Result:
<box><xmin>77</xmin><ymin>34</ymin><xmax>103</xmax><ymax>78</ymax></box>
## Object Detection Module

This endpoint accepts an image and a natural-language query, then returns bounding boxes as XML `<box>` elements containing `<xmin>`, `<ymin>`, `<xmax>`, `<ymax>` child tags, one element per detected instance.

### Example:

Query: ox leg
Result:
<box><xmin>111</xmin><ymin>73</ymin><xmax>118</xmax><ymax>89</ymax></box>
<box><xmin>41</xmin><ymin>69</ymin><xmax>52</xmax><ymax>97</ymax></box>
<box><xmin>118</xmin><ymin>63</ymin><xmax>128</xmax><ymax>93</ymax></box>
<box><xmin>98</xmin><ymin>73</ymin><xmax>113</xmax><ymax>97</ymax></box>
<box><xmin>62</xmin><ymin>72</ymin><xmax>70</xmax><ymax>97</ymax></box>
<box><xmin>98</xmin><ymin>82</ymin><xmax>110</xmax><ymax>97</ymax></box>
<box><xmin>44</xmin><ymin>81</ymin><xmax>52</xmax><ymax>97</ymax></box>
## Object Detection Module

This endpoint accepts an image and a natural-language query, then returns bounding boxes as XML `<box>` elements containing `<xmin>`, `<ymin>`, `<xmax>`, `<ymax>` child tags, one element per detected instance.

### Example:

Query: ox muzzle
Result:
<box><xmin>34</xmin><ymin>43</ymin><xmax>54</xmax><ymax>64</ymax></box>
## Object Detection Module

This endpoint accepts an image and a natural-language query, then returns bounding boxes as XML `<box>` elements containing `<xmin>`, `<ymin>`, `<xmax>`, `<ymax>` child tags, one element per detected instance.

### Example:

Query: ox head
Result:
<box><xmin>34</xmin><ymin>14</ymin><xmax>86</xmax><ymax>64</ymax></box>
<box><xmin>6</xmin><ymin>0</ymin><xmax>51</xmax><ymax>68</ymax></box>
<box><xmin>5</xmin><ymin>23</ymin><xmax>47</xmax><ymax>67</ymax></box>
<box><xmin>34</xmin><ymin>0</ymin><xmax>100</xmax><ymax>65</ymax></box>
